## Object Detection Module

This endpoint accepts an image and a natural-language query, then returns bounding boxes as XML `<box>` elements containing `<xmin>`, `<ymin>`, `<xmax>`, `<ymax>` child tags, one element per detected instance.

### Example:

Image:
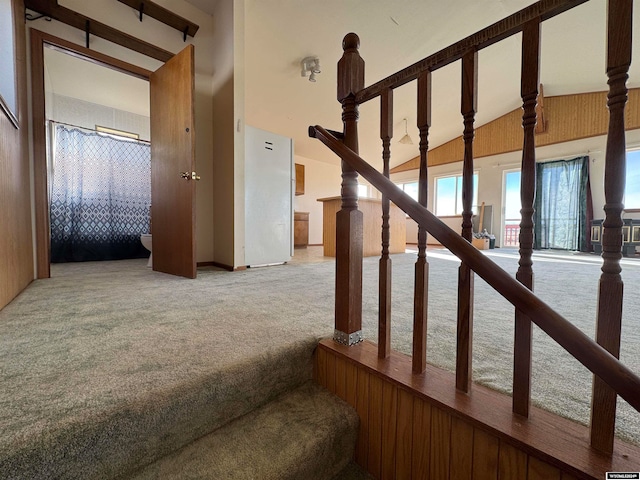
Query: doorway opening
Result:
<box><xmin>43</xmin><ymin>46</ymin><xmax>151</xmax><ymax>264</ymax></box>
<box><xmin>31</xmin><ymin>29</ymin><xmax>152</xmax><ymax>278</ymax></box>
<box><xmin>32</xmin><ymin>29</ymin><xmax>197</xmax><ymax>279</ymax></box>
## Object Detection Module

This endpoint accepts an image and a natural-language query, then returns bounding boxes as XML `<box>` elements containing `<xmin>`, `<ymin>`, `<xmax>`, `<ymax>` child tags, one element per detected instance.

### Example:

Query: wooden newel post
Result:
<box><xmin>334</xmin><ymin>32</ymin><xmax>365</xmax><ymax>346</ymax></box>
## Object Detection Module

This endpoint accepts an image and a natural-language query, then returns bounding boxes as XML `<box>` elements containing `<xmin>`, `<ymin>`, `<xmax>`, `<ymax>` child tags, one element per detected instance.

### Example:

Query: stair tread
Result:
<box><xmin>1</xmin><ymin>341</ymin><xmax>318</xmax><ymax>480</ymax></box>
<box><xmin>331</xmin><ymin>461</ymin><xmax>374</xmax><ymax>480</ymax></box>
<box><xmin>129</xmin><ymin>382</ymin><xmax>359</xmax><ymax>480</ymax></box>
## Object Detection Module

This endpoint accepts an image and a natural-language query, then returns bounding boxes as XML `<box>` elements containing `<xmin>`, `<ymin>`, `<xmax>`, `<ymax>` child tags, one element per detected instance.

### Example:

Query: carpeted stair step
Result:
<box><xmin>332</xmin><ymin>461</ymin><xmax>374</xmax><ymax>480</ymax></box>
<box><xmin>127</xmin><ymin>381</ymin><xmax>359</xmax><ymax>480</ymax></box>
<box><xmin>1</xmin><ymin>340</ymin><xmax>318</xmax><ymax>480</ymax></box>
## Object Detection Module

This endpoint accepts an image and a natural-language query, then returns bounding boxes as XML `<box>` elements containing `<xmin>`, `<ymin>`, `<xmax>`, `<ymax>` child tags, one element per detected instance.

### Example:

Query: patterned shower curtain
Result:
<box><xmin>50</xmin><ymin>124</ymin><xmax>151</xmax><ymax>262</ymax></box>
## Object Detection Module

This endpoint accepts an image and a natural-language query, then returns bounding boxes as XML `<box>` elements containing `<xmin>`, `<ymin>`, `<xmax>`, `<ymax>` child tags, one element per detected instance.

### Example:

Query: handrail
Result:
<box><xmin>309</xmin><ymin>124</ymin><xmax>640</xmax><ymax>413</ymax></box>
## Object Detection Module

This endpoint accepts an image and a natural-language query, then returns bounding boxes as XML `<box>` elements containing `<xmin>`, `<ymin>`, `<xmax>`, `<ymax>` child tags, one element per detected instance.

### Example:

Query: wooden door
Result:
<box><xmin>150</xmin><ymin>45</ymin><xmax>196</xmax><ymax>278</ymax></box>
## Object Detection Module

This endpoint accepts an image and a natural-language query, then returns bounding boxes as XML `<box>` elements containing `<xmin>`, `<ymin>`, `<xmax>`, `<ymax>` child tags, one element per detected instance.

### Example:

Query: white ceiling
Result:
<box><xmin>43</xmin><ymin>0</ymin><xmax>639</xmax><ymax>170</ymax></box>
<box><xmin>239</xmin><ymin>0</ymin><xmax>639</xmax><ymax>169</ymax></box>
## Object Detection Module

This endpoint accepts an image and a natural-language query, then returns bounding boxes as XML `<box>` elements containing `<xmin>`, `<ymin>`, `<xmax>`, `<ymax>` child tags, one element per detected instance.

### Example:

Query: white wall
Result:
<box><xmin>390</xmin><ymin>129</ymin><xmax>640</xmax><ymax>247</ymax></box>
<box><xmin>209</xmin><ymin>0</ymin><xmax>238</xmax><ymax>268</ymax></box>
<box><xmin>27</xmin><ymin>0</ymin><xmax>216</xmax><ymax>262</ymax></box>
<box><xmin>47</xmin><ymin>94</ymin><xmax>150</xmax><ymax>140</ymax></box>
<box><xmin>233</xmin><ymin>0</ymin><xmax>246</xmax><ymax>267</ymax></box>
<box><xmin>293</xmin><ymin>155</ymin><xmax>342</xmax><ymax>246</ymax></box>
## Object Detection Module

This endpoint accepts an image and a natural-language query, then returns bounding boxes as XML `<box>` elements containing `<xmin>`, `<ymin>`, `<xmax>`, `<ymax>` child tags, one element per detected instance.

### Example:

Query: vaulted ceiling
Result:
<box><xmin>43</xmin><ymin>0</ymin><xmax>640</xmax><ymax>170</ymax></box>
<box><xmin>236</xmin><ymin>0</ymin><xmax>639</xmax><ymax>170</ymax></box>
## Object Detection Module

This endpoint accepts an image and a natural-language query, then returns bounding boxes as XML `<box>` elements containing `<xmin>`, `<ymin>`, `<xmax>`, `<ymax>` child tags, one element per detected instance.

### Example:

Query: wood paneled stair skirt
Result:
<box><xmin>316</xmin><ymin>340</ymin><xmax>640</xmax><ymax>479</ymax></box>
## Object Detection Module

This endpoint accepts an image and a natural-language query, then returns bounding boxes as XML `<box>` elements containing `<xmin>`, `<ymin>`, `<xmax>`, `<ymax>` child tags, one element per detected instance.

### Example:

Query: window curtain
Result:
<box><xmin>533</xmin><ymin>156</ymin><xmax>593</xmax><ymax>251</ymax></box>
<box><xmin>49</xmin><ymin>124</ymin><xmax>151</xmax><ymax>262</ymax></box>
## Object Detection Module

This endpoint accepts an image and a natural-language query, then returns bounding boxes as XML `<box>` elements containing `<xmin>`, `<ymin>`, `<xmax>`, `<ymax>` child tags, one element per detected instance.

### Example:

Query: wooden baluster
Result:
<box><xmin>456</xmin><ymin>50</ymin><xmax>477</xmax><ymax>393</ymax></box>
<box><xmin>413</xmin><ymin>71</ymin><xmax>431</xmax><ymax>374</ymax></box>
<box><xmin>591</xmin><ymin>0</ymin><xmax>632</xmax><ymax>454</ymax></box>
<box><xmin>334</xmin><ymin>32</ymin><xmax>365</xmax><ymax>346</ymax></box>
<box><xmin>379</xmin><ymin>88</ymin><xmax>393</xmax><ymax>359</ymax></box>
<box><xmin>513</xmin><ymin>18</ymin><xmax>540</xmax><ymax>418</ymax></box>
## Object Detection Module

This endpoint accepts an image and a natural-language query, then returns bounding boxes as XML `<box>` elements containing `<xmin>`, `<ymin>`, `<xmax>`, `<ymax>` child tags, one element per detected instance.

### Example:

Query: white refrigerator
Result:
<box><xmin>244</xmin><ymin>125</ymin><xmax>294</xmax><ymax>267</ymax></box>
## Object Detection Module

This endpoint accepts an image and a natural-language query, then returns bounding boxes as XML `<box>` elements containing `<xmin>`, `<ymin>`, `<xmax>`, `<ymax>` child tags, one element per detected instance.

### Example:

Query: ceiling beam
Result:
<box><xmin>24</xmin><ymin>0</ymin><xmax>174</xmax><ymax>62</ymax></box>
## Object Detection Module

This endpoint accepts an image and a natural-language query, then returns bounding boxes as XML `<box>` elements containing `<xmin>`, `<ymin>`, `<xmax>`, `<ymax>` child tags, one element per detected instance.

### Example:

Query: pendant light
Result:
<box><xmin>399</xmin><ymin>118</ymin><xmax>413</xmax><ymax>145</ymax></box>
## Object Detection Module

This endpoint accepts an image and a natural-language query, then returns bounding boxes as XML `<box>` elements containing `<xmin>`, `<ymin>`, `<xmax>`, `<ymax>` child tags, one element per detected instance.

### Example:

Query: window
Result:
<box><xmin>503</xmin><ymin>170</ymin><xmax>521</xmax><ymax>221</ymax></box>
<box><xmin>357</xmin><ymin>184</ymin><xmax>369</xmax><ymax>198</ymax></box>
<box><xmin>96</xmin><ymin>125</ymin><xmax>139</xmax><ymax>140</ymax></box>
<box><xmin>625</xmin><ymin>150</ymin><xmax>640</xmax><ymax>209</ymax></box>
<box><xmin>502</xmin><ymin>170</ymin><xmax>521</xmax><ymax>247</ymax></box>
<box><xmin>435</xmin><ymin>174</ymin><xmax>478</xmax><ymax>216</ymax></box>
<box><xmin>395</xmin><ymin>181</ymin><xmax>419</xmax><ymax>201</ymax></box>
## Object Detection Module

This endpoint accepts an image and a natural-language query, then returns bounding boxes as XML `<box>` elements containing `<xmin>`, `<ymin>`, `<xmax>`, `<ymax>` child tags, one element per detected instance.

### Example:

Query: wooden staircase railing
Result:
<box><xmin>310</xmin><ymin>0</ymin><xmax>636</xmax><ymax>456</ymax></box>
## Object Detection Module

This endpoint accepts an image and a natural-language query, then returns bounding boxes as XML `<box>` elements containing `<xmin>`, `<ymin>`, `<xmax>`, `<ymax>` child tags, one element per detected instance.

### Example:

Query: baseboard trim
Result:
<box><xmin>196</xmin><ymin>261</ymin><xmax>216</xmax><ymax>267</ymax></box>
<box><xmin>198</xmin><ymin>261</ymin><xmax>234</xmax><ymax>272</ymax></box>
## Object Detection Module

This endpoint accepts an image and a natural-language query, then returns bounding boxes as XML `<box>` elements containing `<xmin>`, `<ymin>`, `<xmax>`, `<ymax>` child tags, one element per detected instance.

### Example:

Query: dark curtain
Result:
<box><xmin>533</xmin><ymin>156</ymin><xmax>592</xmax><ymax>251</ymax></box>
<box><xmin>50</xmin><ymin>124</ymin><xmax>151</xmax><ymax>262</ymax></box>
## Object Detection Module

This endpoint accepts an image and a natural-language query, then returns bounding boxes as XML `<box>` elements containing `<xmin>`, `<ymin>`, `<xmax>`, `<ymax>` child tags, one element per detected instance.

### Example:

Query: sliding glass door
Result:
<box><xmin>502</xmin><ymin>170</ymin><xmax>521</xmax><ymax>247</ymax></box>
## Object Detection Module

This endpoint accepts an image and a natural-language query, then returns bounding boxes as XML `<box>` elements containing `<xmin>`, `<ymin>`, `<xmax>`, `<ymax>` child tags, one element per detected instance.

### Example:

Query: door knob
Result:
<box><xmin>180</xmin><ymin>171</ymin><xmax>201</xmax><ymax>181</ymax></box>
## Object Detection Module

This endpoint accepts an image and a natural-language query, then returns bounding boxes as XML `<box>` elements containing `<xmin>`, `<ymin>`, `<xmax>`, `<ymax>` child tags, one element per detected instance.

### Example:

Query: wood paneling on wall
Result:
<box><xmin>0</xmin><ymin>0</ymin><xmax>34</xmax><ymax>310</ymax></box>
<box><xmin>391</xmin><ymin>88</ymin><xmax>640</xmax><ymax>173</ymax></box>
<box><xmin>319</xmin><ymin>197</ymin><xmax>406</xmax><ymax>257</ymax></box>
<box><xmin>314</xmin><ymin>339</ymin><xmax>640</xmax><ymax>480</ymax></box>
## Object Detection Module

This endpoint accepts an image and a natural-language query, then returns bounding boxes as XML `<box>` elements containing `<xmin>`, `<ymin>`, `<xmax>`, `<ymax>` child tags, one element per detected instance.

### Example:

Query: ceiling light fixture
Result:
<box><xmin>301</xmin><ymin>56</ymin><xmax>321</xmax><ymax>82</ymax></box>
<box><xmin>399</xmin><ymin>118</ymin><xmax>413</xmax><ymax>145</ymax></box>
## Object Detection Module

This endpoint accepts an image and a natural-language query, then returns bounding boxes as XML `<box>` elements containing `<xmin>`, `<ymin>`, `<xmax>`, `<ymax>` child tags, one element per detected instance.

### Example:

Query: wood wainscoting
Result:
<box><xmin>0</xmin><ymin>0</ymin><xmax>34</xmax><ymax>310</ymax></box>
<box><xmin>314</xmin><ymin>339</ymin><xmax>640</xmax><ymax>480</ymax></box>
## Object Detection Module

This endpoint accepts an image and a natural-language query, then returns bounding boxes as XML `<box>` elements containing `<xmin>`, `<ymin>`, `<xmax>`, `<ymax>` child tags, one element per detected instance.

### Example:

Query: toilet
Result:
<box><xmin>140</xmin><ymin>234</ymin><xmax>152</xmax><ymax>267</ymax></box>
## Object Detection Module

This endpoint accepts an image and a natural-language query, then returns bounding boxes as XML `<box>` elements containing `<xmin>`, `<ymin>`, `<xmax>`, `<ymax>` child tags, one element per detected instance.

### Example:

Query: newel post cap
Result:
<box><xmin>337</xmin><ymin>33</ymin><xmax>365</xmax><ymax>102</ymax></box>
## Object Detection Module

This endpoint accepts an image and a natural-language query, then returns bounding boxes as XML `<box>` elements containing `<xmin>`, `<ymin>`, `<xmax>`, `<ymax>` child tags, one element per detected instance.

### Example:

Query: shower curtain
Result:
<box><xmin>49</xmin><ymin>124</ymin><xmax>151</xmax><ymax>262</ymax></box>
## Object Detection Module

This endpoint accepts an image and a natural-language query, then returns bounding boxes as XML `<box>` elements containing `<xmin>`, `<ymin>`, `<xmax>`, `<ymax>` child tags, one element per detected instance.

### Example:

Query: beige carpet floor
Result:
<box><xmin>0</xmin><ymin>246</ymin><xmax>638</xmax><ymax>453</ymax></box>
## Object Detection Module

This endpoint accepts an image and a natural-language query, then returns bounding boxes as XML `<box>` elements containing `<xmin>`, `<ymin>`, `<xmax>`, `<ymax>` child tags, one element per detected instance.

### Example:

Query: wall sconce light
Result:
<box><xmin>301</xmin><ymin>56</ymin><xmax>321</xmax><ymax>82</ymax></box>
